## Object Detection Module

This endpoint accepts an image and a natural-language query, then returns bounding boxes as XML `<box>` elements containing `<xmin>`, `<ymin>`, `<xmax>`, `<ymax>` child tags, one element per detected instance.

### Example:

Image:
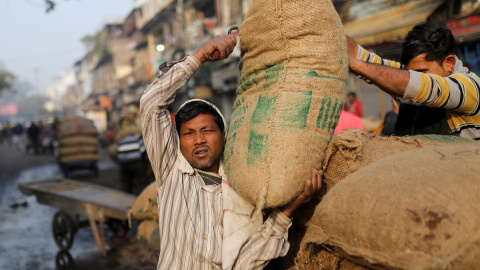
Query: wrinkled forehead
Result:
<box><xmin>180</xmin><ymin>113</ymin><xmax>220</xmax><ymax>131</ymax></box>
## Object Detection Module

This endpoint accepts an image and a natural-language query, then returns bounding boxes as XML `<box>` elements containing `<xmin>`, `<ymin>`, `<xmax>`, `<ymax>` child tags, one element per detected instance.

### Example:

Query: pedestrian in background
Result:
<box><xmin>12</xmin><ymin>122</ymin><xmax>25</xmax><ymax>150</ymax></box>
<box><xmin>3</xmin><ymin>121</ymin><xmax>13</xmax><ymax>148</ymax></box>
<box><xmin>343</xmin><ymin>92</ymin><xmax>363</xmax><ymax>118</ymax></box>
<box><xmin>27</xmin><ymin>121</ymin><xmax>41</xmax><ymax>154</ymax></box>
<box><xmin>380</xmin><ymin>98</ymin><xmax>400</xmax><ymax>136</ymax></box>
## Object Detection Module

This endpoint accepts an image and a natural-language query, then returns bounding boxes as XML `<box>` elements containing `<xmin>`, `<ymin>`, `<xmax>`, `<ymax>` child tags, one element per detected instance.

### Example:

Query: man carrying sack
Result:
<box><xmin>140</xmin><ymin>30</ymin><xmax>321</xmax><ymax>270</ymax></box>
<box><xmin>348</xmin><ymin>23</ymin><xmax>480</xmax><ymax>139</ymax></box>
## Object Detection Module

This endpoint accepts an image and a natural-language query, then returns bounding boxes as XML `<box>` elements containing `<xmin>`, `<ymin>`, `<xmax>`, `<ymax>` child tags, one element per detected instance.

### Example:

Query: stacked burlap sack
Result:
<box><xmin>224</xmin><ymin>0</ymin><xmax>349</xmax><ymax>209</ymax></box>
<box><xmin>321</xmin><ymin>130</ymin><xmax>474</xmax><ymax>192</ymax></box>
<box><xmin>57</xmin><ymin>115</ymin><xmax>99</xmax><ymax>163</ymax></box>
<box><xmin>128</xmin><ymin>182</ymin><xmax>159</xmax><ymax>255</ymax></box>
<box><xmin>303</xmin><ymin>143</ymin><xmax>480</xmax><ymax>269</ymax></box>
<box><xmin>275</xmin><ymin>130</ymin><xmax>480</xmax><ymax>269</ymax></box>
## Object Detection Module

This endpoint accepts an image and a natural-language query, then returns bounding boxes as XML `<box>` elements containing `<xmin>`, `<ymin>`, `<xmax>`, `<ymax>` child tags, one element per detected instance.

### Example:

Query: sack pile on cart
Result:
<box><xmin>57</xmin><ymin>115</ymin><xmax>99</xmax><ymax>164</ymax></box>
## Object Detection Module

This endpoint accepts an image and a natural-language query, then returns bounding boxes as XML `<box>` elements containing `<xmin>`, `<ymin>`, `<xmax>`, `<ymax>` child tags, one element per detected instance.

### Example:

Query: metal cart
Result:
<box><xmin>18</xmin><ymin>178</ymin><xmax>137</xmax><ymax>257</ymax></box>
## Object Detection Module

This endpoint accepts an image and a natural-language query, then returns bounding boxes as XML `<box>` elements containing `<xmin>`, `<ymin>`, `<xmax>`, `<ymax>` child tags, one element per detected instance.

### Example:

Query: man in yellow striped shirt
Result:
<box><xmin>347</xmin><ymin>23</ymin><xmax>480</xmax><ymax>139</ymax></box>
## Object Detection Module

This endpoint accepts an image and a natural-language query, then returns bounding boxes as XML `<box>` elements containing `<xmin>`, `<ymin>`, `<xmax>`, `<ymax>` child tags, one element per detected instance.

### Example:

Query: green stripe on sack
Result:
<box><xmin>317</xmin><ymin>96</ymin><xmax>343</xmax><ymax>132</ymax></box>
<box><xmin>304</xmin><ymin>70</ymin><xmax>348</xmax><ymax>84</ymax></box>
<box><xmin>279</xmin><ymin>90</ymin><xmax>312</xmax><ymax>129</ymax></box>
<box><xmin>247</xmin><ymin>95</ymin><xmax>277</xmax><ymax>165</ymax></box>
<box><xmin>263</xmin><ymin>63</ymin><xmax>284</xmax><ymax>90</ymax></box>
<box><xmin>238</xmin><ymin>69</ymin><xmax>259</xmax><ymax>95</ymax></box>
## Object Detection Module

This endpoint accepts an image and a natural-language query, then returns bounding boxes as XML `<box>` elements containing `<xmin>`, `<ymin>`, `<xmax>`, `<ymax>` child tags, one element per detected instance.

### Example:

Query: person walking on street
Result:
<box><xmin>343</xmin><ymin>92</ymin><xmax>363</xmax><ymax>118</ymax></box>
<box><xmin>12</xmin><ymin>122</ymin><xmax>24</xmax><ymax>150</ymax></box>
<box><xmin>3</xmin><ymin>121</ymin><xmax>13</xmax><ymax>148</ymax></box>
<box><xmin>347</xmin><ymin>23</ymin><xmax>480</xmax><ymax>139</ymax></box>
<box><xmin>27</xmin><ymin>121</ymin><xmax>41</xmax><ymax>154</ymax></box>
<box><xmin>140</xmin><ymin>32</ymin><xmax>322</xmax><ymax>270</ymax></box>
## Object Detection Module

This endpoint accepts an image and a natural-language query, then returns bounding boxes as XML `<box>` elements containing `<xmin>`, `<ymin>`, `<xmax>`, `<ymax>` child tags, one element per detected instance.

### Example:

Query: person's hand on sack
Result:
<box><xmin>281</xmin><ymin>169</ymin><xmax>323</xmax><ymax>218</ymax></box>
<box><xmin>193</xmin><ymin>30</ymin><xmax>239</xmax><ymax>63</ymax></box>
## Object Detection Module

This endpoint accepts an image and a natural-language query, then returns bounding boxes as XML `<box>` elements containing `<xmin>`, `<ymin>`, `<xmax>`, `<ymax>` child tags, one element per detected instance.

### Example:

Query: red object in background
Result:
<box><xmin>0</xmin><ymin>104</ymin><xmax>18</xmax><ymax>116</ymax></box>
<box><xmin>344</xmin><ymin>100</ymin><xmax>363</xmax><ymax>118</ymax></box>
<box><xmin>99</xmin><ymin>96</ymin><xmax>112</xmax><ymax>111</ymax></box>
<box><xmin>205</xmin><ymin>19</ymin><xmax>215</xmax><ymax>31</ymax></box>
<box><xmin>334</xmin><ymin>111</ymin><xmax>364</xmax><ymax>135</ymax></box>
<box><xmin>104</xmin><ymin>129</ymin><xmax>115</xmax><ymax>142</ymax></box>
<box><xmin>170</xmin><ymin>113</ymin><xmax>175</xmax><ymax>125</ymax></box>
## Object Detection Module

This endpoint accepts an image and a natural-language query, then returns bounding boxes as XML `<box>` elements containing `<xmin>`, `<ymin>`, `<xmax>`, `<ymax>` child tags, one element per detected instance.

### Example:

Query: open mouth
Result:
<box><xmin>194</xmin><ymin>147</ymin><xmax>209</xmax><ymax>158</ymax></box>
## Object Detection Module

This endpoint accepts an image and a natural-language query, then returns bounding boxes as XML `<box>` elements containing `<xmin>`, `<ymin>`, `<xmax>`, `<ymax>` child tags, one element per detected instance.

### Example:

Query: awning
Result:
<box><xmin>449</xmin><ymin>14</ymin><xmax>480</xmax><ymax>42</ymax></box>
<box><xmin>344</xmin><ymin>0</ymin><xmax>443</xmax><ymax>46</ymax></box>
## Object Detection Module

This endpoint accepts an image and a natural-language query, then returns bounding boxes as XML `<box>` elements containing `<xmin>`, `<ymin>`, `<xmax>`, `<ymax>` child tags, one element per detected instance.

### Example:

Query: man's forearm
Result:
<box><xmin>233</xmin><ymin>209</ymin><xmax>291</xmax><ymax>270</ymax></box>
<box><xmin>350</xmin><ymin>60</ymin><xmax>410</xmax><ymax>97</ymax></box>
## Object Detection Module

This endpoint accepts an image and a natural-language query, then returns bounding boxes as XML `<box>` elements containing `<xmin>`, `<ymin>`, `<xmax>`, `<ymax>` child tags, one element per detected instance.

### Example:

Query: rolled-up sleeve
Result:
<box><xmin>233</xmin><ymin>209</ymin><xmax>292</xmax><ymax>270</ymax></box>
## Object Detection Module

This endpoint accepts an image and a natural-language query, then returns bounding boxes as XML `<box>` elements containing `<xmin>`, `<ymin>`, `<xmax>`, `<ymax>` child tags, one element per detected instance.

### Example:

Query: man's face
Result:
<box><xmin>405</xmin><ymin>53</ymin><xmax>453</xmax><ymax>77</ymax></box>
<box><xmin>348</xmin><ymin>94</ymin><xmax>355</xmax><ymax>103</ymax></box>
<box><xmin>179</xmin><ymin>113</ymin><xmax>225</xmax><ymax>174</ymax></box>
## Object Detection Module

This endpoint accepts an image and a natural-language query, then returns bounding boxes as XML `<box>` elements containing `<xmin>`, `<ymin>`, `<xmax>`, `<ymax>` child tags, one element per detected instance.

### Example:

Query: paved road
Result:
<box><xmin>0</xmin><ymin>141</ymin><xmax>157</xmax><ymax>270</ymax></box>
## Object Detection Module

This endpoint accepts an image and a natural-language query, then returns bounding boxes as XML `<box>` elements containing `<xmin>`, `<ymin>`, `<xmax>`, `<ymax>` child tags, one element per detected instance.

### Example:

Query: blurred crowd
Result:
<box><xmin>0</xmin><ymin>119</ymin><xmax>58</xmax><ymax>154</ymax></box>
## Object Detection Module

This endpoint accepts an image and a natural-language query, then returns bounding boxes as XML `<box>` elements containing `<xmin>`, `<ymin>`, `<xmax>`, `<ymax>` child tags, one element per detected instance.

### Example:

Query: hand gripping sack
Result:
<box><xmin>305</xmin><ymin>143</ymin><xmax>480</xmax><ymax>270</ymax></box>
<box><xmin>224</xmin><ymin>0</ymin><xmax>349</xmax><ymax>208</ymax></box>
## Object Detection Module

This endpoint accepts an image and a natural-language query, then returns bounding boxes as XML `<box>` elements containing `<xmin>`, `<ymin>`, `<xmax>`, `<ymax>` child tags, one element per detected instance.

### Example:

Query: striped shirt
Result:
<box><xmin>140</xmin><ymin>55</ymin><xmax>291</xmax><ymax>270</ymax></box>
<box><xmin>357</xmin><ymin>45</ymin><xmax>480</xmax><ymax>139</ymax></box>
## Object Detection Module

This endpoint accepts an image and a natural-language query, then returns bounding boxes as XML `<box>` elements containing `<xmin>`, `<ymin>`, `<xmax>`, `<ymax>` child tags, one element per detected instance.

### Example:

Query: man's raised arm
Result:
<box><xmin>347</xmin><ymin>36</ymin><xmax>409</xmax><ymax>98</ymax></box>
<box><xmin>140</xmin><ymin>32</ymin><xmax>239</xmax><ymax>186</ymax></box>
<box><xmin>140</xmin><ymin>56</ymin><xmax>201</xmax><ymax>186</ymax></box>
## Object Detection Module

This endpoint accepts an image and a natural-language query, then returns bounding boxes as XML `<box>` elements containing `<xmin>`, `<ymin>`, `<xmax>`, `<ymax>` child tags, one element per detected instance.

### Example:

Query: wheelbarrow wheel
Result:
<box><xmin>55</xmin><ymin>250</ymin><xmax>76</xmax><ymax>270</ymax></box>
<box><xmin>52</xmin><ymin>211</ymin><xmax>77</xmax><ymax>251</ymax></box>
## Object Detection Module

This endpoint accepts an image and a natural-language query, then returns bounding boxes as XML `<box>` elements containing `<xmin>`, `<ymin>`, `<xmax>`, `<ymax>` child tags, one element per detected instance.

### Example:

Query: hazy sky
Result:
<box><xmin>0</xmin><ymin>0</ymin><xmax>135</xmax><ymax>95</ymax></box>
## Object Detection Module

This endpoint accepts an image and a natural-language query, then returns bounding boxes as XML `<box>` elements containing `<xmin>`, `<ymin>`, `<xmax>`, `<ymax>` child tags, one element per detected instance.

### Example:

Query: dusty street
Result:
<box><xmin>0</xmin><ymin>142</ymin><xmax>157</xmax><ymax>270</ymax></box>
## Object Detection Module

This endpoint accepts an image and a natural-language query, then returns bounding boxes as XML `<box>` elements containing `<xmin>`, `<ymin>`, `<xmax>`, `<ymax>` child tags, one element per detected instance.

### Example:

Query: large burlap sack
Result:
<box><xmin>305</xmin><ymin>143</ymin><xmax>480</xmax><ymax>270</ymax></box>
<box><xmin>58</xmin><ymin>145</ymin><xmax>98</xmax><ymax>156</ymax></box>
<box><xmin>128</xmin><ymin>182</ymin><xmax>158</xmax><ymax>221</ymax></box>
<box><xmin>292</xmin><ymin>131</ymin><xmax>476</xmax><ymax>228</ymax></box>
<box><xmin>59</xmin><ymin>115</ymin><xmax>97</xmax><ymax>138</ymax></box>
<box><xmin>59</xmin><ymin>135</ymin><xmax>99</xmax><ymax>146</ymax></box>
<box><xmin>60</xmin><ymin>153</ymin><xmax>99</xmax><ymax>163</ymax></box>
<box><xmin>116</xmin><ymin>127</ymin><xmax>142</xmax><ymax>142</ymax></box>
<box><xmin>224</xmin><ymin>0</ymin><xmax>349</xmax><ymax>208</ymax></box>
<box><xmin>267</xmin><ymin>228</ymin><xmax>368</xmax><ymax>270</ymax></box>
<box><xmin>322</xmin><ymin>130</ymin><xmax>476</xmax><ymax>191</ymax></box>
<box><xmin>137</xmin><ymin>220</ymin><xmax>160</xmax><ymax>255</ymax></box>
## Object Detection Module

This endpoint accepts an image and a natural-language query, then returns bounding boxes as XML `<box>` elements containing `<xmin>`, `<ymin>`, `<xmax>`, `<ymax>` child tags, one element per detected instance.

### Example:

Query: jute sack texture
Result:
<box><xmin>58</xmin><ymin>145</ymin><xmax>98</xmax><ymax>156</ymax></box>
<box><xmin>59</xmin><ymin>153</ymin><xmax>99</xmax><ymax>163</ymax></box>
<box><xmin>267</xmin><ymin>228</ymin><xmax>368</xmax><ymax>270</ymax></box>
<box><xmin>292</xmin><ymin>131</ymin><xmax>476</xmax><ymax>228</ymax></box>
<box><xmin>128</xmin><ymin>181</ymin><xmax>158</xmax><ymax>221</ymax></box>
<box><xmin>305</xmin><ymin>143</ymin><xmax>480</xmax><ymax>270</ymax></box>
<box><xmin>322</xmin><ymin>130</ymin><xmax>476</xmax><ymax>191</ymax></box>
<box><xmin>58</xmin><ymin>115</ymin><xmax>97</xmax><ymax>138</ymax></box>
<box><xmin>59</xmin><ymin>135</ymin><xmax>99</xmax><ymax>146</ymax></box>
<box><xmin>137</xmin><ymin>219</ymin><xmax>160</xmax><ymax>255</ymax></box>
<box><xmin>224</xmin><ymin>0</ymin><xmax>349</xmax><ymax>208</ymax></box>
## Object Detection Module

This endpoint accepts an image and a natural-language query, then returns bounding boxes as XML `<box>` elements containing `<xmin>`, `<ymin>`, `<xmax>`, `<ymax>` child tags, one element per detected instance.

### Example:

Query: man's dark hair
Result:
<box><xmin>348</xmin><ymin>92</ymin><xmax>357</xmax><ymax>98</ymax></box>
<box><xmin>175</xmin><ymin>101</ymin><xmax>225</xmax><ymax>135</ymax></box>
<box><xmin>400</xmin><ymin>23</ymin><xmax>456</xmax><ymax>66</ymax></box>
